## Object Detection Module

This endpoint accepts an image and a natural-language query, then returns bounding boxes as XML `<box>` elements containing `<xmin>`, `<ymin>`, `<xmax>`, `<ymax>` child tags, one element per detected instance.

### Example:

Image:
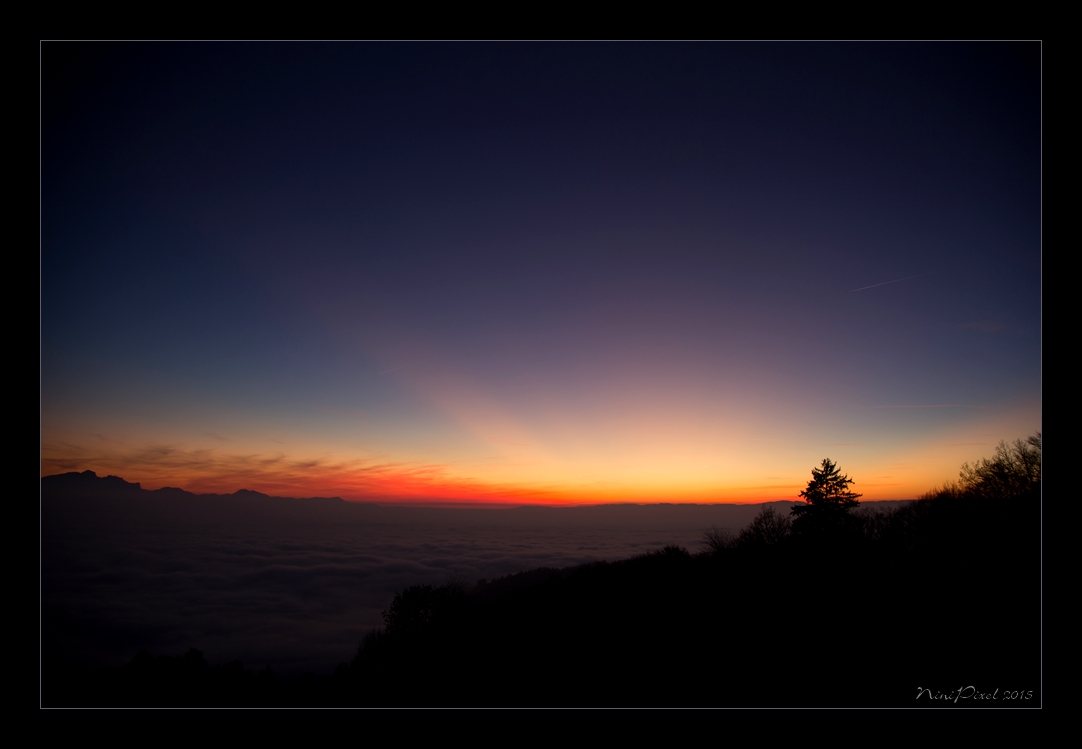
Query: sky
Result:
<box><xmin>41</xmin><ymin>42</ymin><xmax>1042</xmax><ymax>504</ymax></box>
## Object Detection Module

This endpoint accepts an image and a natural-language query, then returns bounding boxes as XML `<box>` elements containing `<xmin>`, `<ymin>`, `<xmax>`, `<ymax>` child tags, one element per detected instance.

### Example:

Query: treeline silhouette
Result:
<box><xmin>43</xmin><ymin>435</ymin><xmax>1041</xmax><ymax>707</ymax></box>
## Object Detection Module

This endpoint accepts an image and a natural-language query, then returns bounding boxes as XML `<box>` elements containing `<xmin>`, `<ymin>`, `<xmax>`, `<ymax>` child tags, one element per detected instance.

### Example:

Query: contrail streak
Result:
<box><xmin>849</xmin><ymin>273</ymin><xmax>928</xmax><ymax>293</ymax></box>
<box><xmin>874</xmin><ymin>404</ymin><xmax>981</xmax><ymax>409</ymax></box>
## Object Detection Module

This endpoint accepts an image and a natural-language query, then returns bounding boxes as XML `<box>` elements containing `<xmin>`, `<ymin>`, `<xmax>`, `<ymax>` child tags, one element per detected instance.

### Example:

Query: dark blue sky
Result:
<box><xmin>41</xmin><ymin>42</ymin><xmax>1041</xmax><ymax>502</ymax></box>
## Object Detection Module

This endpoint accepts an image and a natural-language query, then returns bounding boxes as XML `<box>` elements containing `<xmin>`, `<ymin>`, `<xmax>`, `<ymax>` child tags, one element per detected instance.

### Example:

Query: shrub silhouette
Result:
<box><xmin>737</xmin><ymin>505</ymin><xmax>792</xmax><ymax>547</ymax></box>
<box><xmin>702</xmin><ymin>525</ymin><xmax>736</xmax><ymax>553</ymax></box>
<box><xmin>957</xmin><ymin>433</ymin><xmax>1041</xmax><ymax>500</ymax></box>
<box><xmin>703</xmin><ymin>506</ymin><xmax>791</xmax><ymax>553</ymax></box>
<box><xmin>382</xmin><ymin>584</ymin><xmax>463</xmax><ymax>637</ymax></box>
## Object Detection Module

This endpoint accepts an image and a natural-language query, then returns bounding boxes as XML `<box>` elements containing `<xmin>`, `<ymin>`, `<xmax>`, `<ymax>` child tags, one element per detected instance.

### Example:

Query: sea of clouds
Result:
<box><xmin>42</xmin><ymin>496</ymin><xmax>785</xmax><ymax>675</ymax></box>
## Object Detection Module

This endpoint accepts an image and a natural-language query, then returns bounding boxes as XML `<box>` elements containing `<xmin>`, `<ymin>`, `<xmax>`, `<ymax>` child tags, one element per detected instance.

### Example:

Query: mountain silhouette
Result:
<box><xmin>41</xmin><ymin>470</ymin><xmax>345</xmax><ymax>505</ymax></box>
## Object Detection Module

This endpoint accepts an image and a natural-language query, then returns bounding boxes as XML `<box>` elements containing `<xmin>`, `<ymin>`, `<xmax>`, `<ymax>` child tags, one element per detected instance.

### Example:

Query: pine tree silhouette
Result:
<box><xmin>791</xmin><ymin>458</ymin><xmax>861</xmax><ymax>535</ymax></box>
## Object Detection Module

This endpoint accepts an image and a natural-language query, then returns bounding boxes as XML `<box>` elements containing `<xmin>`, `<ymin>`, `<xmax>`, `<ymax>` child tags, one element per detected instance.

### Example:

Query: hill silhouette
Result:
<box><xmin>41</xmin><ymin>470</ymin><xmax>346</xmax><ymax>505</ymax></box>
<box><xmin>41</xmin><ymin>439</ymin><xmax>1040</xmax><ymax>707</ymax></box>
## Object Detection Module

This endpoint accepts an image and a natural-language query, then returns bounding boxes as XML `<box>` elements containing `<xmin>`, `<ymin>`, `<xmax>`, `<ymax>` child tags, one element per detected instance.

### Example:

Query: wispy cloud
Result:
<box><xmin>40</xmin><ymin>441</ymin><xmax>573</xmax><ymax>503</ymax></box>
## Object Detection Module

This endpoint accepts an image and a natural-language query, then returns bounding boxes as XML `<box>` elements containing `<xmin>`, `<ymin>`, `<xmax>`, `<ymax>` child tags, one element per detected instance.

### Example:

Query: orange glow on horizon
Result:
<box><xmin>40</xmin><ymin>399</ymin><xmax>1038</xmax><ymax>506</ymax></box>
<box><xmin>39</xmin><ymin>443</ymin><xmax>960</xmax><ymax>506</ymax></box>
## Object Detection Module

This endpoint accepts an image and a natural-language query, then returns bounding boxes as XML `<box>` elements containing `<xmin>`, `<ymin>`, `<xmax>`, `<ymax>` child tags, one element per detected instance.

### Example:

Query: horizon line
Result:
<box><xmin>40</xmin><ymin>469</ymin><xmax>918</xmax><ymax>507</ymax></box>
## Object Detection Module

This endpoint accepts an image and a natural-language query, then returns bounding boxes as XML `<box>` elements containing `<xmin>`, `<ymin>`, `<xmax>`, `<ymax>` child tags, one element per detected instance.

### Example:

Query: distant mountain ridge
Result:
<box><xmin>40</xmin><ymin>470</ymin><xmax>829</xmax><ymax>528</ymax></box>
<box><xmin>41</xmin><ymin>470</ymin><xmax>345</xmax><ymax>504</ymax></box>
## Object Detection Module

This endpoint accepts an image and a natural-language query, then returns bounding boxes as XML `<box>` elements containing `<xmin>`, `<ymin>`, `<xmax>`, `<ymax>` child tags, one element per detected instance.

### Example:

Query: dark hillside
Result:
<box><xmin>42</xmin><ymin>437</ymin><xmax>1040</xmax><ymax>707</ymax></box>
<box><xmin>339</xmin><ymin>436</ymin><xmax>1041</xmax><ymax>707</ymax></box>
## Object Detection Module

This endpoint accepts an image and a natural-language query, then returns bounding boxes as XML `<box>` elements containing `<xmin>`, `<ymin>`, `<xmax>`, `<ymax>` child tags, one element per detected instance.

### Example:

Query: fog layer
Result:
<box><xmin>43</xmin><ymin>484</ymin><xmax>820</xmax><ymax>674</ymax></box>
